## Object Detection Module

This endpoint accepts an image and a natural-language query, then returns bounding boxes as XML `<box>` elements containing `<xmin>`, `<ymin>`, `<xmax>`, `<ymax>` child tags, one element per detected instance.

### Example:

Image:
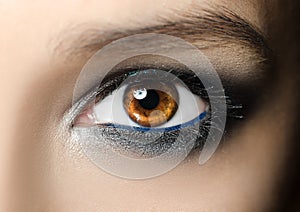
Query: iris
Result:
<box><xmin>124</xmin><ymin>81</ymin><xmax>179</xmax><ymax>127</ymax></box>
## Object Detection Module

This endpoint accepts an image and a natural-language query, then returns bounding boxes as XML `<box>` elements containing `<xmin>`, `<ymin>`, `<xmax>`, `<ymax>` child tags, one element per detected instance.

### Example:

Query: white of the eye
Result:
<box><xmin>92</xmin><ymin>83</ymin><xmax>207</xmax><ymax>128</ymax></box>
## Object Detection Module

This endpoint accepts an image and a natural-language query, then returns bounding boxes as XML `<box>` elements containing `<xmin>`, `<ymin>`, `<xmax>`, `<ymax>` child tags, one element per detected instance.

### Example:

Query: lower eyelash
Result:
<box><xmin>67</xmin><ymin>80</ymin><xmax>244</xmax><ymax>161</ymax></box>
<box><xmin>103</xmin><ymin>111</ymin><xmax>208</xmax><ymax>132</ymax></box>
<box><xmin>72</xmin><ymin>110</ymin><xmax>211</xmax><ymax>159</ymax></box>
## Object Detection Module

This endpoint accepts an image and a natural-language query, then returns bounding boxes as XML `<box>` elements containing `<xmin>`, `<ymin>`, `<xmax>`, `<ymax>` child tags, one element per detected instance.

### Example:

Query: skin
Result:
<box><xmin>0</xmin><ymin>0</ymin><xmax>298</xmax><ymax>211</ymax></box>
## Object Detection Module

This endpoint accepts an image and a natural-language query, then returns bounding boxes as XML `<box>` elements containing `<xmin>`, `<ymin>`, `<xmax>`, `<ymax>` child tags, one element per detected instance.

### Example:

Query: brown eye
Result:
<box><xmin>123</xmin><ymin>81</ymin><xmax>179</xmax><ymax>127</ymax></box>
<box><xmin>75</xmin><ymin>69</ymin><xmax>208</xmax><ymax>131</ymax></box>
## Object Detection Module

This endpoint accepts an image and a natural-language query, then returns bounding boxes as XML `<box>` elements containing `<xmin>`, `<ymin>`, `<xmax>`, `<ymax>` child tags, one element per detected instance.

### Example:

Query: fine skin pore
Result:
<box><xmin>0</xmin><ymin>0</ymin><xmax>298</xmax><ymax>211</ymax></box>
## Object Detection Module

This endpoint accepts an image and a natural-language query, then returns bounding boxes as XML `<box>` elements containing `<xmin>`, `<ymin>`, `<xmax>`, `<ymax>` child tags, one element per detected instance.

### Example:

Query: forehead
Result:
<box><xmin>0</xmin><ymin>0</ymin><xmax>263</xmax><ymax>44</ymax></box>
<box><xmin>0</xmin><ymin>0</ymin><xmax>264</xmax><ymax>76</ymax></box>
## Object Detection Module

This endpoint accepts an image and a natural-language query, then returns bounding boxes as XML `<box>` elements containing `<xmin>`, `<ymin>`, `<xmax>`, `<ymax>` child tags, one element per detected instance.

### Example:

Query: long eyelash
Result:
<box><xmin>226</xmin><ymin>102</ymin><xmax>244</xmax><ymax>119</ymax></box>
<box><xmin>68</xmin><ymin>68</ymin><xmax>243</xmax><ymax>131</ymax></box>
<box><xmin>69</xmin><ymin>66</ymin><xmax>246</xmax><ymax>158</ymax></box>
<box><xmin>69</xmin><ymin>68</ymin><xmax>221</xmax><ymax>157</ymax></box>
<box><xmin>201</xmin><ymin>84</ymin><xmax>244</xmax><ymax>119</ymax></box>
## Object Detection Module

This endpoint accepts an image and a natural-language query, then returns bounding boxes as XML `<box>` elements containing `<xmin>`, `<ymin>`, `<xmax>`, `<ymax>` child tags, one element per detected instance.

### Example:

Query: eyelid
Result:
<box><xmin>70</xmin><ymin>65</ymin><xmax>210</xmax><ymax>126</ymax></box>
<box><xmin>70</xmin><ymin>71</ymin><xmax>212</xmax><ymax>161</ymax></box>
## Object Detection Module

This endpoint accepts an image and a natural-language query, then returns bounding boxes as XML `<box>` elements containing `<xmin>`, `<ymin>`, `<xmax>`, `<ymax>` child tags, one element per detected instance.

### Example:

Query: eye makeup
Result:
<box><xmin>71</xmin><ymin>54</ymin><xmax>211</xmax><ymax>125</ymax></box>
<box><xmin>67</xmin><ymin>53</ymin><xmax>264</xmax><ymax>147</ymax></box>
<box><xmin>65</xmin><ymin>33</ymin><xmax>232</xmax><ymax>178</ymax></box>
<box><xmin>72</xmin><ymin>65</ymin><xmax>211</xmax><ymax>158</ymax></box>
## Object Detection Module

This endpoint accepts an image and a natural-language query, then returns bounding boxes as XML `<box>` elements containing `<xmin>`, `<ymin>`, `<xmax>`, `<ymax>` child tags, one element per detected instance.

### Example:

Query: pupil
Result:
<box><xmin>138</xmin><ymin>89</ymin><xmax>159</xmax><ymax>110</ymax></box>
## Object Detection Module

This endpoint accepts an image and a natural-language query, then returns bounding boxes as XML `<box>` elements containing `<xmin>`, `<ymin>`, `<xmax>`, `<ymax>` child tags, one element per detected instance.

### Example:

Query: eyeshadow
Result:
<box><xmin>73</xmin><ymin>111</ymin><xmax>210</xmax><ymax>159</ymax></box>
<box><xmin>68</xmin><ymin>64</ymin><xmax>213</xmax><ymax>158</ymax></box>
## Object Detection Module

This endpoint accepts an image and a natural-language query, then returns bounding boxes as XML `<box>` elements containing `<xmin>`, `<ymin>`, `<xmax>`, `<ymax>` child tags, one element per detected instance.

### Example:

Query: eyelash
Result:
<box><xmin>70</xmin><ymin>67</ymin><xmax>214</xmax><ymax>157</ymax></box>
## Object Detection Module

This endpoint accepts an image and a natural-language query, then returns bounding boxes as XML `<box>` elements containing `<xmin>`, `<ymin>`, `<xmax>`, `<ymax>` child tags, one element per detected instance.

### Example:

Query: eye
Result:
<box><xmin>73</xmin><ymin>69</ymin><xmax>209</xmax><ymax>132</ymax></box>
<box><xmin>67</xmin><ymin>33</ymin><xmax>227</xmax><ymax>179</ymax></box>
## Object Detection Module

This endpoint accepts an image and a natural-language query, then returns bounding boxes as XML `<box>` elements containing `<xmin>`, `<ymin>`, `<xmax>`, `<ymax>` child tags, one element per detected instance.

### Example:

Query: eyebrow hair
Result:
<box><xmin>53</xmin><ymin>6</ymin><xmax>271</xmax><ymax>62</ymax></box>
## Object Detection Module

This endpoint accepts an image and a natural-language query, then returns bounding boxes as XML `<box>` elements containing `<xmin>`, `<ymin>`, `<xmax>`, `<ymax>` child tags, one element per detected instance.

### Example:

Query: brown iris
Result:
<box><xmin>123</xmin><ymin>82</ymin><xmax>179</xmax><ymax>127</ymax></box>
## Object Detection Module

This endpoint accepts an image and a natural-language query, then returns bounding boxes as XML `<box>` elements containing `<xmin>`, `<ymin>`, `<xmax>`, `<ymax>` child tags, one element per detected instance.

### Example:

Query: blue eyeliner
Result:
<box><xmin>104</xmin><ymin>111</ymin><xmax>207</xmax><ymax>132</ymax></box>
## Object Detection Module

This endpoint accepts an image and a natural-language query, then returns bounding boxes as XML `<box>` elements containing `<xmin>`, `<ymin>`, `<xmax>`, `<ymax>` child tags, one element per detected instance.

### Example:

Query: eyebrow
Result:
<box><xmin>53</xmin><ymin>6</ymin><xmax>271</xmax><ymax>62</ymax></box>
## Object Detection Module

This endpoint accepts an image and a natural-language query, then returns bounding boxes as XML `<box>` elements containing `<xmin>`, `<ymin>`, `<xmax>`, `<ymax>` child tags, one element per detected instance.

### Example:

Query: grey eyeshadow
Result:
<box><xmin>72</xmin><ymin>115</ymin><xmax>210</xmax><ymax>159</ymax></box>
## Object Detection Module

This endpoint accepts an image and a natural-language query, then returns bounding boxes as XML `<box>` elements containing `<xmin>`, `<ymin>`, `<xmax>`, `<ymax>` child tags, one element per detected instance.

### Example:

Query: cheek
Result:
<box><xmin>2</xmin><ymin>62</ymin><xmax>81</xmax><ymax>210</ymax></box>
<box><xmin>50</xmin><ymin>92</ymin><xmax>290</xmax><ymax>211</ymax></box>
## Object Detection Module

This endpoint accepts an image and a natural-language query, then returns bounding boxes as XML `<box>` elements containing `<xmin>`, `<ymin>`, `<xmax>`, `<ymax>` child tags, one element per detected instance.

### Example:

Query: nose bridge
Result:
<box><xmin>0</xmin><ymin>125</ymin><xmax>13</xmax><ymax>210</ymax></box>
<box><xmin>0</xmin><ymin>65</ymin><xmax>46</xmax><ymax>211</ymax></box>
<box><xmin>0</xmin><ymin>30</ymin><xmax>43</xmax><ymax>211</ymax></box>
<box><xmin>0</xmin><ymin>36</ymin><xmax>22</xmax><ymax>207</ymax></box>
<box><xmin>0</xmin><ymin>78</ymin><xmax>22</xmax><ymax>210</ymax></box>
<box><xmin>0</xmin><ymin>61</ymin><xmax>25</xmax><ymax>210</ymax></box>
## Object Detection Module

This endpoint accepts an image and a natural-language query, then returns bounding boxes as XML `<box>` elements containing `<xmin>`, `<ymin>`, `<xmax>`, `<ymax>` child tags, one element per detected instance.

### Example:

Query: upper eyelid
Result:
<box><xmin>66</xmin><ymin>66</ymin><xmax>208</xmax><ymax>127</ymax></box>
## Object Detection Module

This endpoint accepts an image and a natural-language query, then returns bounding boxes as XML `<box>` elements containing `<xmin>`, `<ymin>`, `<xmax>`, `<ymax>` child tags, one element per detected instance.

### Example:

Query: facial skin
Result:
<box><xmin>0</xmin><ymin>0</ymin><xmax>298</xmax><ymax>211</ymax></box>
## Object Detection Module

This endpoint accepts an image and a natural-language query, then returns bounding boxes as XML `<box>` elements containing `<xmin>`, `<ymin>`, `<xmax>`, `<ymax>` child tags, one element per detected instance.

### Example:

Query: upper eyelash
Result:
<box><xmin>67</xmin><ymin>67</ymin><xmax>244</xmax><ymax>137</ymax></box>
<box><xmin>96</xmin><ymin>68</ymin><xmax>209</xmax><ymax>102</ymax></box>
<box><xmin>68</xmin><ymin>67</ymin><xmax>216</xmax><ymax>157</ymax></box>
<box><xmin>68</xmin><ymin>67</ymin><xmax>210</xmax><ymax>125</ymax></box>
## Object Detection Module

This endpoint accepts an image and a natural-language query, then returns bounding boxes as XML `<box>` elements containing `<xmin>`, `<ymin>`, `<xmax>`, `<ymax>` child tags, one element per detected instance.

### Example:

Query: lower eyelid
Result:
<box><xmin>103</xmin><ymin>110</ymin><xmax>208</xmax><ymax>132</ymax></box>
<box><xmin>72</xmin><ymin>111</ymin><xmax>210</xmax><ymax>159</ymax></box>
